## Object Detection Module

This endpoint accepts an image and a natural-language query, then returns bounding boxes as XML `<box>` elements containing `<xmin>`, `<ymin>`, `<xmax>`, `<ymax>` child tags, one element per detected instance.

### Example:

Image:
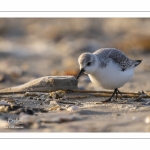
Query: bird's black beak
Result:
<box><xmin>76</xmin><ymin>68</ymin><xmax>85</xmax><ymax>80</ymax></box>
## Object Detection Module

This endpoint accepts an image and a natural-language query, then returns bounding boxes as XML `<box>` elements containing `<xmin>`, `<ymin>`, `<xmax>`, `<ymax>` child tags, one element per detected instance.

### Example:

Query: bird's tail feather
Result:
<box><xmin>134</xmin><ymin>60</ymin><xmax>142</xmax><ymax>67</ymax></box>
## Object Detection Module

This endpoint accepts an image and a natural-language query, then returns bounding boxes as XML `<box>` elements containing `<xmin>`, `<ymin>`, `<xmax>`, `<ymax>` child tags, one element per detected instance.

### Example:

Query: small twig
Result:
<box><xmin>0</xmin><ymin>91</ymin><xmax>26</xmax><ymax>95</ymax></box>
<box><xmin>0</xmin><ymin>89</ymin><xmax>144</xmax><ymax>95</ymax></box>
<box><xmin>72</xmin><ymin>90</ymin><xmax>140</xmax><ymax>95</ymax></box>
<box><xmin>91</xmin><ymin>93</ymin><xmax>150</xmax><ymax>99</ymax></box>
<box><xmin>134</xmin><ymin>94</ymin><xmax>148</xmax><ymax>101</ymax></box>
<box><xmin>57</xmin><ymin>101</ymin><xmax>76</xmax><ymax>105</ymax></box>
<box><xmin>94</xmin><ymin>102</ymin><xmax>103</xmax><ymax>104</ymax></box>
<box><xmin>0</xmin><ymin>91</ymin><xmax>51</xmax><ymax>95</ymax></box>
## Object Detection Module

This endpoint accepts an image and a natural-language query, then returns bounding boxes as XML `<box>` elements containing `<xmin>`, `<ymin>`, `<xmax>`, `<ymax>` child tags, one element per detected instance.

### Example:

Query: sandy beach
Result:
<box><xmin>0</xmin><ymin>18</ymin><xmax>150</xmax><ymax>132</ymax></box>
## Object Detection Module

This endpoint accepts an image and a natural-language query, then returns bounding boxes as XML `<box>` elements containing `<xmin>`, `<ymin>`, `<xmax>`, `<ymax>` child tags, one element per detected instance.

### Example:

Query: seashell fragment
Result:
<box><xmin>0</xmin><ymin>106</ymin><xmax>9</xmax><ymax>112</ymax></box>
<box><xmin>49</xmin><ymin>90</ymin><xmax>66</xmax><ymax>99</ymax></box>
<box><xmin>67</xmin><ymin>105</ymin><xmax>80</xmax><ymax>112</ymax></box>
<box><xmin>48</xmin><ymin>105</ymin><xmax>60</xmax><ymax>111</ymax></box>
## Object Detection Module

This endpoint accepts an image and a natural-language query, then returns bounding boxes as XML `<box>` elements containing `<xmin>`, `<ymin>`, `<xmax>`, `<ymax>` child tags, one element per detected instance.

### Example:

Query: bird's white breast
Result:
<box><xmin>88</xmin><ymin>61</ymin><xmax>134</xmax><ymax>89</ymax></box>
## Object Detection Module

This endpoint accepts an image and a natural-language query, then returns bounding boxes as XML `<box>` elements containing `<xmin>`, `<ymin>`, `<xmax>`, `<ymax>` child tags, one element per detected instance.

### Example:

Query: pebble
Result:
<box><xmin>30</xmin><ymin>122</ymin><xmax>40</xmax><ymax>129</ymax></box>
<box><xmin>50</xmin><ymin>100</ymin><xmax>58</xmax><ymax>105</ymax></box>
<box><xmin>130</xmin><ymin>106</ymin><xmax>138</xmax><ymax>110</ymax></box>
<box><xmin>145</xmin><ymin>116</ymin><xmax>150</xmax><ymax>124</ymax></box>
<box><xmin>67</xmin><ymin>105</ymin><xmax>80</xmax><ymax>112</ymax></box>
<box><xmin>24</xmin><ymin>92</ymin><xmax>40</xmax><ymax>97</ymax></box>
<box><xmin>0</xmin><ymin>106</ymin><xmax>9</xmax><ymax>112</ymax></box>
<box><xmin>44</xmin><ymin>99</ymin><xmax>50</xmax><ymax>103</ymax></box>
<box><xmin>0</xmin><ymin>100</ymin><xmax>10</xmax><ymax>106</ymax></box>
<box><xmin>15</xmin><ymin>101</ymin><xmax>20</xmax><ymax>105</ymax></box>
<box><xmin>49</xmin><ymin>90</ymin><xmax>66</xmax><ymax>99</ymax></box>
<box><xmin>48</xmin><ymin>105</ymin><xmax>60</xmax><ymax>111</ymax></box>
<box><xmin>146</xmin><ymin>101</ymin><xmax>150</xmax><ymax>105</ymax></box>
<box><xmin>19</xmin><ymin>113</ymin><xmax>37</xmax><ymax>124</ymax></box>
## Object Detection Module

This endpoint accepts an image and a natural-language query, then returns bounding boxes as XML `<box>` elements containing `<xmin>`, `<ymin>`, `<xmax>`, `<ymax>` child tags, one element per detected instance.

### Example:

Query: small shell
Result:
<box><xmin>0</xmin><ymin>106</ymin><xmax>9</xmax><ymax>112</ymax></box>
<box><xmin>49</xmin><ymin>90</ymin><xmax>66</xmax><ymax>99</ymax></box>
<box><xmin>50</xmin><ymin>100</ymin><xmax>58</xmax><ymax>105</ymax></box>
<box><xmin>31</xmin><ymin>123</ymin><xmax>40</xmax><ymax>129</ymax></box>
<box><xmin>145</xmin><ymin>116</ymin><xmax>150</xmax><ymax>124</ymax></box>
<box><xmin>48</xmin><ymin>105</ymin><xmax>60</xmax><ymax>111</ymax></box>
<box><xmin>146</xmin><ymin>101</ymin><xmax>150</xmax><ymax>105</ymax></box>
<box><xmin>44</xmin><ymin>99</ymin><xmax>50</xmax><ymax>103</ymax></box>
<box><xmin>67</xmin><ymin>106</ymin><xmax>80</xmax><ymax>112</ymax></box>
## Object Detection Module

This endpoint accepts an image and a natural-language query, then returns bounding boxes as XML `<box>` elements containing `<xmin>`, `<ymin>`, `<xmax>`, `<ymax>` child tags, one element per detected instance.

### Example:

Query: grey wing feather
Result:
<box><xmin>108</xmin><ymin>48</ymin><xmax>131</xmax><ymax>70</ymax></box>
<box><xmin>94</xmin><ymin>48</ymin><xmax>133</xmax><ymax>71</ymax></box>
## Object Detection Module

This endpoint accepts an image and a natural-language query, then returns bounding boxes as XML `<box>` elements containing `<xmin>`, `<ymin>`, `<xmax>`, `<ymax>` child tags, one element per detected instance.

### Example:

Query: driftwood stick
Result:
<box><xmin>0</xmin><ymin>89</ymin><xmax>149</xmax><ymax>100</ymax></box>
<box><xmin>72</xmin><ymin>90</ymin><xmax>140</xmax><ymax>95</ymax></box>
<box><xmin>57</xmin><ymin>101</ymin><xmax>76</xmax><ymax>105</ymax></box>
<box><xmin>0</xmin><ymin>90</ymin><xmax>142</xmax><ymax>95</ymax></box>
<box><xmin>0</xmin><ymin>90</ymin><xmax>58</xmax><ymax>95</ymax></box>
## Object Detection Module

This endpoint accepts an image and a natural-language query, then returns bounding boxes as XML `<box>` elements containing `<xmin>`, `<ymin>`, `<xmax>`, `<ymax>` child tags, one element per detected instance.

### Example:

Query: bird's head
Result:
<box><xmin>76</xmin><ymin>53</ymin><xmax>97</xmax><ymax>80</ymax></box>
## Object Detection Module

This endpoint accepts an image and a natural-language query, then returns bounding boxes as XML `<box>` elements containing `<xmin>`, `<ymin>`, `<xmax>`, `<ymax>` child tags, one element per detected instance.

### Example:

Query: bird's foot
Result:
<box><xmin>101</xmin><ymin>88</ymin><xmax>123</xmax><ymax>103</ymax></box>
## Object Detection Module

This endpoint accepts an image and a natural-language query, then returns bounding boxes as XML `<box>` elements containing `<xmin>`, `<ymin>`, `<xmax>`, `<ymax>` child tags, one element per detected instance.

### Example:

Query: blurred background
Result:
<box><xmin>0</xmin><ymin>18</ymin><xmax>150</xmax><ymax>91</ymax></box>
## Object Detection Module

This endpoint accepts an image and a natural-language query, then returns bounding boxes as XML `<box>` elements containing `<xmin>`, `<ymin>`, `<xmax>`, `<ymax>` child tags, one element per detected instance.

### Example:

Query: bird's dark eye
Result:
<box><xmin>87</xmin><ymin>62</ymin><xmax>91</xmax><ymax>66</ymax></box>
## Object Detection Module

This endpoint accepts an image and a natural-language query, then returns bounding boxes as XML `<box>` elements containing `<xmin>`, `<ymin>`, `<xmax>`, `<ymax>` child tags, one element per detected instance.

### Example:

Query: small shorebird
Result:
<box><xmin>76</xmin><ymin>48</ymin><xmax>142</xmax><ymax>102</ymax></box>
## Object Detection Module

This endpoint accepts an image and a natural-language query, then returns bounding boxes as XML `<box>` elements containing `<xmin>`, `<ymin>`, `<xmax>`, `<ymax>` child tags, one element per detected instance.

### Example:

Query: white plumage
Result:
<box><xmin>88</xmin><ymin>60</ymin><xmax>134</xmax><ymax>89</ymax></box>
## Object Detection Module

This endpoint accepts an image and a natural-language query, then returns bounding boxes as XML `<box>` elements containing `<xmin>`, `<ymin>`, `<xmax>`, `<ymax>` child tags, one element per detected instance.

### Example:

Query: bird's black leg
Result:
<box><xmin>116</xmin><ymin>88</ymin><xmax>122</xmax><ymax>100</ymax></box>
<box><xmin>102</xmin><ymin>88</ymin><xmax>123</xmax><ymax>103</ymax></box>
<box><xmin>102</xmin><ymin>88</ymin><xmax>117</xmax><ymax>103</ymax></box>
<box><xmin>116</xmin><ymin>89</ymin><xmax>122</xmax><ymax>96</ymax></box>
<box><xmin>115</xmin><ymin>90</ymin><xmax>118</xmax><ymax>100</ymax></box>
<box><xmin>115</xmin><ymin>88</ymin><xmax>123</xmax><ymax>100</ymax></box>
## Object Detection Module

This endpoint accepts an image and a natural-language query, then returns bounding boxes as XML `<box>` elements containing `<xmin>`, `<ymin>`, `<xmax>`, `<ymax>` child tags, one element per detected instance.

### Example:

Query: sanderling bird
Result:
<box><xmin>76</xmin><ymin>48</ymin><xmax>142</xmax><ymax>102</ymax></box>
